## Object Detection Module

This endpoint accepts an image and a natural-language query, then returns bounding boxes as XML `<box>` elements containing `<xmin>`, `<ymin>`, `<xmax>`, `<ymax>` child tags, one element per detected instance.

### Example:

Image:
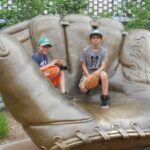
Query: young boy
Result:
<box><xmin>79</xmin><ymin>29</ymin><xmax>110</xmax><ymax>108</ymax></box>
<box><xmin>32</xmin><ymin>37</ymin><xmax>72</xmax><ymax>99</ymax></box>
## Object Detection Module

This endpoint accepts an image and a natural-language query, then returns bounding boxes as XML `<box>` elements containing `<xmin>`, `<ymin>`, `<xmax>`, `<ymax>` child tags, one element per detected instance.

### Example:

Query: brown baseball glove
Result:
<box><xmin>84</xmin><ymin>74</ymin><xmax>99</xmax><ymax>90</ymax></box>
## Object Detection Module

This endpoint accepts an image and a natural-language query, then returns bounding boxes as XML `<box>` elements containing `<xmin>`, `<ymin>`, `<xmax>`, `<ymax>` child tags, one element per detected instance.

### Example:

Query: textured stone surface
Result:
<box><xmin>0</xmin><ymin>15</ymin><xmax>150</xmax><ymax>150</ymax></box>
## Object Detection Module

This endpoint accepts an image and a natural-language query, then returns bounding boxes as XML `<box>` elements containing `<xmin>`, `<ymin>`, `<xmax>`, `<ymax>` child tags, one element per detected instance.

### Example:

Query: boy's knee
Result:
<box><xmin>79</xmin><ymin>86</ymin><xmax>88</xmax><ymax>94</ymax></box>
<box><xmin>100</xmin><ymin>71</ymin><xmax>108</xmax><ymax>79</ymax></box>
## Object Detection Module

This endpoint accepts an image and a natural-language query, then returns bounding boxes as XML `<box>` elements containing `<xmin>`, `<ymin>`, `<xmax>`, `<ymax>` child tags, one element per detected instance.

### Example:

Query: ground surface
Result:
<box><xmin>0</xmin><ymin>112</ymin><xmax>28</xmax><ymax>145</ymax></box>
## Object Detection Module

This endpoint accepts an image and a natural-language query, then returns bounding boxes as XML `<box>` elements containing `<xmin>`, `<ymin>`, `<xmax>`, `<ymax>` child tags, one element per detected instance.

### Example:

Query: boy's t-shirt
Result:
<box><xmin>80</xmin><ymin>45</ymin><xmax>108</xmax><ymax>72</ymax></box>
<box><xmin>32</xmin><ymin>52</ymin><xmax>60</xmax><ymax>87</ymax></box>
<box><xmin>32</xmin><ymin>52</ymin><xmax>48</xmax><ymax>67</ymax></box>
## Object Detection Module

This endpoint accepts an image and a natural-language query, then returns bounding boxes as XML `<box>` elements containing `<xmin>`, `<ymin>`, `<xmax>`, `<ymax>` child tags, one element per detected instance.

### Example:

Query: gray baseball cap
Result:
<box><xmin>89</xmin><ymin>29</ymin><xmax>103</xmax><ymax>38</ymax></box>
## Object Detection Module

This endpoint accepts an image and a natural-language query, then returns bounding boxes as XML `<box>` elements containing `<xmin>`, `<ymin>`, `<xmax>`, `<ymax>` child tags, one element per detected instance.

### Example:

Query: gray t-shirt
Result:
<box><xmin>80</xmin><ymin>45</ymin><xmax>108</xmax><ymax>72</ymax></box>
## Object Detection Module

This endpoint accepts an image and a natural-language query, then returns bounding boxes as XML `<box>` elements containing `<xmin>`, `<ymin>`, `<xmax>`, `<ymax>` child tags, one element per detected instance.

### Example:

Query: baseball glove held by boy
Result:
<box><xmin>84</xmin><ymin>74</ymin><xmax>99</xmax><ymax>89</ymax></box>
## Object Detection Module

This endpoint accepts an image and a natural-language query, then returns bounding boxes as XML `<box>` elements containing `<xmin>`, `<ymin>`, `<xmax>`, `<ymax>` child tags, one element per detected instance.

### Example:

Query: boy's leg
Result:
<box><xmin>79</xmin><ymin>76</ymin><xmax>89</xmax><ymax>94</ymax></box>
<box><xmin>80</xmin><ymin>86</ymin><xmax>89</xmax><ymax>93</ymax></box>
<box><xmin>60</xmin><ymin>71</ymin><xmax>73</xmax><ymax>99</ymax></box>
<box><xmin>99</xmin><ymin>71</ymin><xmax>108</xmax><ymax>95</ymax></box>
<box><xmin>99</xmin><ymin>71</ymin><xmax>110</xmax><ymax>108</ymax></box>
<box><xmin>60</xmin><ymin>71</ymin><xmax>65</xmax><ymax>93</ymax></box>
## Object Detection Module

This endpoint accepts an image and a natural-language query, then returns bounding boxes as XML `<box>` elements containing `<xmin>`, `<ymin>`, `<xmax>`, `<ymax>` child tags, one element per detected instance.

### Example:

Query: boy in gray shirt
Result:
<box><xmin>79</xmin><ymin>29</ymin><xmax>110</xmax><ymax>108</ymax></box>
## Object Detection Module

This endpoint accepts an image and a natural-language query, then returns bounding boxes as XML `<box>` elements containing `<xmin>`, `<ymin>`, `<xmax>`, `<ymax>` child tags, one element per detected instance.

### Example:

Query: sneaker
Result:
<box><xmin>100</xmin><ymin>95</ymin><xmax>110</xmax><ymax>109</ymax></box>
<box><xmin>64</xmin><ymin>91</ymin><xmax>74</xmax><ymax>100</ymax></box>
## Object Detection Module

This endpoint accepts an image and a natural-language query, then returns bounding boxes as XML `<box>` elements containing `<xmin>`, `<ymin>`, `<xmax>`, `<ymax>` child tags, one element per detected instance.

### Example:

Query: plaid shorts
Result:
<box><xmin>78</xmin><ymin>75</ymin><xmax>87</xmax><ymax>88</ymax></box>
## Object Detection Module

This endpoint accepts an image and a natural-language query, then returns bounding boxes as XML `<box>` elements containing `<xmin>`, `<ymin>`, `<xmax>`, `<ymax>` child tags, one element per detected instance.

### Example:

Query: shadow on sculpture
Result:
<box><xmin>0</xmin><ymin>14</ymin><xmax>150</xmax><ymax>150</ymax></box>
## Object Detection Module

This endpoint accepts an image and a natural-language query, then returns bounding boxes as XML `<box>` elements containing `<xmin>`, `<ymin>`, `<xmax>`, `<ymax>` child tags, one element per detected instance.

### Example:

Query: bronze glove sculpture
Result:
<box><xmin>0</xmin><ymin>14</ymin><xmax>150</xmax><ymax>150</ymax></box>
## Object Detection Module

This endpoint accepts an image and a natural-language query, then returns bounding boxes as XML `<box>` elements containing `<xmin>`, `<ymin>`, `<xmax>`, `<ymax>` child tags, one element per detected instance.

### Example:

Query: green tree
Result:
<box><xmin>117</xmin><ymin>0</ymin><xmax>150</xmax><ymax>30</ymax></box>
<box><xmin>52</xmin><ymin>0</ymin><xmax>88</xmax><ymax>16</ymax></box>
<box><xmin>0</xmin><ymin>0</ymin><xmax>45</xmax><ymax>27</ymax></box>
<box><xmin>0</xmin><ymin>0</ymin><xmax>88</xmax><ymax>28</ymax></box>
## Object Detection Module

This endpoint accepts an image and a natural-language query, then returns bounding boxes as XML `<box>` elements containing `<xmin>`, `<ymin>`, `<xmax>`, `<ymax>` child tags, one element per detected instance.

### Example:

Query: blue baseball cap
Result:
<box><xmin>89</xmin><ymin>29</ymin><xmax>103</xmax><ymax>38</ymax></box>
<box><xmin>38</xmin><ymin>37</ymin><xmax>52</xmax><ymax>47</ymax></box>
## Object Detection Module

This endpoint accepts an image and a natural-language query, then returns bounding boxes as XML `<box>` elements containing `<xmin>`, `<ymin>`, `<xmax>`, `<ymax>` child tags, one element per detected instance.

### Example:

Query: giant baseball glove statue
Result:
<box><xmin>0</xmin><ymin>15</ymin><xmax>150</xmax><ymax>150</ymax></box>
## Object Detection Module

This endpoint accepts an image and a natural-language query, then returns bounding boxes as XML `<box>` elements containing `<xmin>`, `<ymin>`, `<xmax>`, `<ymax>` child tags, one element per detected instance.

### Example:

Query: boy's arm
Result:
<box><xmin>93</xmin><ymin>61</ymin><xmax>106</xmax><ymax>76</ymax></box>
<box><xmin>40</xmin><ymin>59</ymin><xmax>59</xmax><ymax>71</ymax></box>
<box><xmin>39</xmin><ymin>64</ymin><xmax>51</xmax><ymax>71</ymax></box>
<box><xmin>97</xmin><ymin>61</ymin><xmax>106</xmax><ymax>72</ymax></box>
<box><xmin>80</xmin><ymin>48</ymin><xmax>91</xmax><ymax>77</ymax></box>
<box><xmin>94</xmin><ymin>49</ymin><xmax>108</xmax><ymax>76</ymax></box>
<box><xmin>81</xmin><ymin>62</ymin><xmax>90</xmax><ymax>77</ymax></box>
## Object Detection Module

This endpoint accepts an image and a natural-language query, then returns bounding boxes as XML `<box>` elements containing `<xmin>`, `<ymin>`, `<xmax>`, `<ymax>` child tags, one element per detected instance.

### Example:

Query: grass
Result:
<box><xmin>0</xmin><ymin>112</ymin><xmax>9</xmax><ymax>139</ymax></box>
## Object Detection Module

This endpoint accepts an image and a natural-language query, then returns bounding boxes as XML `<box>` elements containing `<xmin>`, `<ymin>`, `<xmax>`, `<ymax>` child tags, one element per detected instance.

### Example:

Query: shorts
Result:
<box><xmin>79</xmin><ymin>75</ymin><xmax>87</xmax><ymax>88</ymax></box>
<box><xmin>42</xmin><ymin>66</ymin><xmax>61</xmax><ymax>87</ymax></box>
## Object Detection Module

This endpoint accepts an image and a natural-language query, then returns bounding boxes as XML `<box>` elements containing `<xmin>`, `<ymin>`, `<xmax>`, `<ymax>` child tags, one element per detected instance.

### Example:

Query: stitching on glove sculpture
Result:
<box><xmin>0</xmin><ymin>14</ymin><xmax>150</xmax><ymax>150</ymax></box>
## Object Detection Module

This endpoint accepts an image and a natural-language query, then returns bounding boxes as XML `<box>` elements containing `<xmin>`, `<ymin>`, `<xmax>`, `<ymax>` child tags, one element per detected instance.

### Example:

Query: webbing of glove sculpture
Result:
<box><xmin>110</xmin><ymin>29</ymin><xmax>150</xmax><ymax>100</ymax></box>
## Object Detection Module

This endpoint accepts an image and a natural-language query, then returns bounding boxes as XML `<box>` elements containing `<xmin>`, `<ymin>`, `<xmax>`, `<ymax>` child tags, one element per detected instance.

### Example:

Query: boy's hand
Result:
<box><xmin>49</xmin><ymin>59</ymin><xmax>58</xmax><ymax>66</ymax></box>
<box><xmin>49</xmin><ymin>59</ymin><xmax>65</xmax><ymax>66</ymax></box>
<box><xmin>56</xmin><ymin>59</ymin><xmax>65</xmax><ymax>66</ymax></box>
<box><xmin>51</xmin><ymin>59</ymin><xmax>65</xmax><ymax>66</ymax></box>
<box><xmin>93</xmin><ymin>70</ymin><xmax>100</xmax><ymax>76</ymax></box>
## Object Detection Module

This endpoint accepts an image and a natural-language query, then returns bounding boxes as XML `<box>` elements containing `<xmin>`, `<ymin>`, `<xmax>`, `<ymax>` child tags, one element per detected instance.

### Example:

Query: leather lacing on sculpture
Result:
<box><xmin>42</xmin><ymin>122</ymin><xmax>150</xmax><ymax>150</ymax></box>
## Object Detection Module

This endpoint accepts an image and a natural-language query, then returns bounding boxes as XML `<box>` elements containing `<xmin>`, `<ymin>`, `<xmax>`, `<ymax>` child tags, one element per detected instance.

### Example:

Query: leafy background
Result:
<box><xmin>0</xmin><ymin>0</ymin><xmax>150</xmax><ymax>30</ymax></box>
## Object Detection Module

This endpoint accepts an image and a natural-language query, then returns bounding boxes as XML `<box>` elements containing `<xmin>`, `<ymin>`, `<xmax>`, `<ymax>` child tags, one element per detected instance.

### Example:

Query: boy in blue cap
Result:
<box><xmin>32</xmin><ymin>37</ymin><xmax>72</xmax><ymax>99</ymax></box>
<box><xmin>79</xmin><ymin>29</ymin><xmax>110</xmax><ymax>108</ymax></box>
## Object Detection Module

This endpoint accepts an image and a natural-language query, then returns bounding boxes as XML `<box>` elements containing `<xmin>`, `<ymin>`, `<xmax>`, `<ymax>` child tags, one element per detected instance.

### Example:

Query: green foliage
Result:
<box><xmin>91</xmin><ymin>11</ymin><xmax>115</xmax><ymax>22</ymax></box>
<box><xmin>0</xmin><ymin>113</ymin><xmax>9</xmax><ymax>139</ymax></box>
<box><xmin>99</xmin><ymin>11</ymin><xmax>115</xmax><ymax>19</ymax></box>
<box><xmin>98</xmin><ymin>0</ymin><xmax>150</xmax><ymax>31</ymax></box>
<box><xmin>48</xmin><ymin>0</ymin><xmax>88</xmax><ymax>16</ymax></box>
<box><xmin>1</xmin><ymin>0</ymin><xmax>149</xmax><ymax>30</ymax></box>
<box><xmin>117</xmin><ymin>0</ymin><xmax>150</xmax><ymax>30</ymax></box>
<box><xmin>0</xmin><ymin>0</ymin><xmax>88</xmax><ymax>28</ymax></box>
<box><xmin>0</xmin><ymin>0</ymin><xmax>45</xmax><ymax>27</ymax></box>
